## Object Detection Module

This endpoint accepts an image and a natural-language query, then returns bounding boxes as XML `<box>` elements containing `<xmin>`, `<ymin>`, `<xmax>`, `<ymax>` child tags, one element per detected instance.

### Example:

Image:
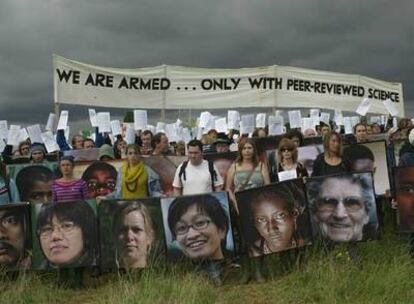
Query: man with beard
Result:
<box><xmin>0</xmin><ymin>205</ymin><xmax>30</xmax><ymax>269</ymax></box>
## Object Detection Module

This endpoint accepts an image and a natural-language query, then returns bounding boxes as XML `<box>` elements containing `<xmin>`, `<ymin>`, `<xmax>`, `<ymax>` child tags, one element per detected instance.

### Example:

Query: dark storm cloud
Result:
<box><xmin>0</xmin><ymin>0</ymin><xmax>413</xmax><ymax>127</ymax></box>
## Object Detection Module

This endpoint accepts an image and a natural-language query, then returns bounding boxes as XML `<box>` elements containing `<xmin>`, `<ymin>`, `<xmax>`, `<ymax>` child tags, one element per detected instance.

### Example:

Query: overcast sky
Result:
<box><xmin>1</xmin><ymin>0</ymin><xmax>413</xmax><ymax>128</ymax></box>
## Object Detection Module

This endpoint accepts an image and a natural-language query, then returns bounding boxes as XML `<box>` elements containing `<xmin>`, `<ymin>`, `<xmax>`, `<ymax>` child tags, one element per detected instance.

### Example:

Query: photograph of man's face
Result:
<box><xmin>395</xmin><ymin>166</ymin><xmax>414</xmax><ymax>232</ymax></box>
<box><xmin>15</xmin><ymin>166</ymin><xmax>55</xmax><ymax>204</ymax></box>
<box><xmin>307</xmin><ymin>172</ymin><xmax>378</xmax><ymax>242</ymax></box>
<box><xmin>0</xmin><ymin>205</ymin><xmax>30</xmax><ymax>269</ymax></box>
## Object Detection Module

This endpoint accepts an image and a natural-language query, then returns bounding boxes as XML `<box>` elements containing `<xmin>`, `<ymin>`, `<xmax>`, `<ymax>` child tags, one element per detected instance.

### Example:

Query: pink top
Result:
<box><xmin>52</xmin><ymin>179</ymin><xmax>89</xmax><ymax>203</ymax></box>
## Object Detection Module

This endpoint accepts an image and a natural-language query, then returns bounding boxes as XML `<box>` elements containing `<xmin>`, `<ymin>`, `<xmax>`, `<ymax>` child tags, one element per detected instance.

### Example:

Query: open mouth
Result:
<box><xmin>186</xmin><ymin>240</ymin><xmax>207</xmax><ymax>250</ymax></box>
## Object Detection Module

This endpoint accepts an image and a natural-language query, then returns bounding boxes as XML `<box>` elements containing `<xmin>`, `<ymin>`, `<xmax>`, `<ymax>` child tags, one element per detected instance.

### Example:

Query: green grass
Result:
<box><xmin>2</xmin><ymin>212</ymin><xmax>414</xmax><ymax>304</ymax></box>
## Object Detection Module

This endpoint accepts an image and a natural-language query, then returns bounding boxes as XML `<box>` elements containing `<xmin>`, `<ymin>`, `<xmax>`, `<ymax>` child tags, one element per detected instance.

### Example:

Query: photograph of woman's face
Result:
<box><xmin>116</xmin><ymin>210</ymin><xmax>153</xmax><ymax>269</ymax></box>
<box><xmin>174</xmin><ymin>205</ymin><xmax>225</xmax><ymax>260</ymax></box>
<box><xmin>39</xmin><ymin>215</ymin><xmax>84</xmax><ymax>266</ymax></box>
<box><xmin>252</xmin><ymin>198</ymin><xmax>296</xmax><ymax>253</ymax></box>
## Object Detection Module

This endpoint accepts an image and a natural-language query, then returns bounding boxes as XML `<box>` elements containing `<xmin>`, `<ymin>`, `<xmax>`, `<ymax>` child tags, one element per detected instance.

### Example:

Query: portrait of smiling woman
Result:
<box><xmin>35</xmin><ymin>201</ymin><xmax>98</xmax><ymax>269</ymax></box>
<box><xmin>163</xmin><ymin>193</ymin><xmax>233</xmax><ymax>261</ymax></box>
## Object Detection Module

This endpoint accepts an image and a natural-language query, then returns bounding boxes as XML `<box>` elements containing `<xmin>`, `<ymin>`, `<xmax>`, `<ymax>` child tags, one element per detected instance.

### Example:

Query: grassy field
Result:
<box><xmin>1</xmin><ymin>213</ymin><xmax>414</xmax><ymax>304</ymax></box>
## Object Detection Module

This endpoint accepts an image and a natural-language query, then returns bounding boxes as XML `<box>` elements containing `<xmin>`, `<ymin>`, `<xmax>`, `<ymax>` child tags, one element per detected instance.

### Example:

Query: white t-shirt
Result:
<box><xmin>173</xmin><ymin>159</ymin><xmax>224</xmax><ymax>196</ymax></box>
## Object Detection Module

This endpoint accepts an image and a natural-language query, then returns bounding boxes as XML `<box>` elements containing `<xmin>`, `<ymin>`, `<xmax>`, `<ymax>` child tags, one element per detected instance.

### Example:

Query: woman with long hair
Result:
<box><xmin>274</xmin><ymin>138</ymin><xmax>308</xmax><ymax>181</ymax></box>
<box><xmin>111</xmin><ymin>144</ymin><xmax>162</xmax><ymax>199</ymax></box>
<box><xmin>225</xmin><ymin>138</ymin><xmax>270</xmax><ymax>283</ymax></box>
<box><xmin>312</xmin><ymin>131</ymin><xmax>346</xmax><ymax>177</ymax></box>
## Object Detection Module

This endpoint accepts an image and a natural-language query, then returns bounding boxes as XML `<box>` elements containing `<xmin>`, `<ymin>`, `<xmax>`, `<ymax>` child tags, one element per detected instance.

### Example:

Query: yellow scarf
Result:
<box><xmin>121</xmin><ymin>161</ymin><xmax>148</xmax><ymax>199</ymax></box>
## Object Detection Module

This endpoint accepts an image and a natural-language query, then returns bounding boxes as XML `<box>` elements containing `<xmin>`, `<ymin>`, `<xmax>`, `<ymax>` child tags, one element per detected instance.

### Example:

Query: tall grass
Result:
<box><xmin>2</xmin><ymin>217</ymin><xmax>414</xmax><ymax>303</ymax></box>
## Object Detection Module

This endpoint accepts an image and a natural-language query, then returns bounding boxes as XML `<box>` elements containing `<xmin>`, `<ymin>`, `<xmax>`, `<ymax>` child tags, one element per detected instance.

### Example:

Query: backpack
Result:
<box><xmin>178</xmin><ymin>160</ymin><xmax>217</xmax><ymax>192</ymax></box>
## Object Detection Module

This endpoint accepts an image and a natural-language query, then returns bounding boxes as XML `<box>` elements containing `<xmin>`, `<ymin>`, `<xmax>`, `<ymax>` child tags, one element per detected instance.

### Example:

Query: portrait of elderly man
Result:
<box><xmin>307</xmin><ymin>172</ymin><xmax>378</xmax><ymax>242</ymax></box>
<box><xmin>0</xmin><ymin>204</ymin><xmax>31</xmax><ymax>270</ymax></box>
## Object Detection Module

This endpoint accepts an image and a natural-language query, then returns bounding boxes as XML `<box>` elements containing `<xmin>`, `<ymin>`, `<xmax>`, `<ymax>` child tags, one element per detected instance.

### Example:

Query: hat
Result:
<box><xmin>98</xmin><ymin>144</ymin><xmax>114</xmax><ymax>160</ymax></box>
<box><xmin>214</xmin><ymin>134</ymin><xmax>230</xmax><ymax>145</ymax></box>
<box><xmin>29</xmin><ymin>143</ymin><xmax>46</xmax><ymax>157</ymax></box>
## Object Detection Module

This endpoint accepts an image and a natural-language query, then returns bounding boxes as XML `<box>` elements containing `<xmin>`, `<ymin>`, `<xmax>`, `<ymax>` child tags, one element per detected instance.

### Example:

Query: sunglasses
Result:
<box><xmin>281</xmin><ymin>147</ymin><xmax>293</xmax><ymax>152</ymax></box>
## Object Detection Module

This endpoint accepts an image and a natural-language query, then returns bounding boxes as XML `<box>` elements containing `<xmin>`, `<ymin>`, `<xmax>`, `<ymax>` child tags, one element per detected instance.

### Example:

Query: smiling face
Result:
<box><xmin>39</xmin><ymin>216</ymin><xmax>84</xmax><ymax>266</ymax></box>
<box><xmin>0</xmin><ymin>210</ymin><xmax>24</xmax><ymax>267</ymax></box>
<box><xmin>252</xmin><ymin>198</ymin><xmax>296</xmax><ymax>253</ymax></box>
<box><xmin>116</xmin><ymin>210</ymin><xmax>153</xmax><ymax>269</ymax></box>
<box><xmin>314</xmin><ymin>178</ymin><xmax>369</xmax><ymax>242</ymax></box>
<box><xmin>174</xmin><ymin>205</ymin><xmax>225</xmax><ymax>260</ymax></box>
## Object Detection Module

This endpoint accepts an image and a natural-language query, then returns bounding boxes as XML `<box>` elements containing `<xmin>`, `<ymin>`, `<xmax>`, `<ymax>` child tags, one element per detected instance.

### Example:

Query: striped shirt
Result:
<box><xmin>52</xmin><ymin>179</ymin><xmax>89</xmax><ymax>203</ymax></box>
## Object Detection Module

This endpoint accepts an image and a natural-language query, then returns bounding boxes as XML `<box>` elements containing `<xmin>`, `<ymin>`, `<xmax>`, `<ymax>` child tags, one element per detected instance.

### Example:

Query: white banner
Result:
<box><xmin>54</xmin><ymin>55</ymin><xmax>405</xmax><ymax>116</ymax></box>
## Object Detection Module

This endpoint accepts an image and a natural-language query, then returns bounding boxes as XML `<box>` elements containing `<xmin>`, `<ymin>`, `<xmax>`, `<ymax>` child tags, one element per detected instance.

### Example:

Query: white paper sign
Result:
<box><xmin>268</xmin><ymin>115</ymin><xmax>284</xmax><ymax>135</ymax></box>
<box><xmin>64</xmin><ymin>126</ymin><xmax>70</xmax><ymax>142</ymax></box>
<box><xmin>240</xmin><ymin>114</ymin><xmax>255</xmax><ymax>134</ymax></box>
<box><xmin>0</xmin><ymin>121</ymin><xmax>8</xmax><ymax>140</ymax></box>
<box><xmin>302</xmin><ymin>118</ymin><xmax>314</xmax><ymax>131</ymax></box>
<box><xmin>41</xmin><ymin>131</ymin><xmax>60</xmax><ymax>153</ymax></box>
<box><xmin>310</xmin><ymin>109</ymin><xmax>320</xmax><ymax>126</ymax></box>
<box><xmin>288</xmin><ymin>110</ymin><xmax>302</xmax><ymax>129</ymax></box>
<box><xmin>97</xmin><ymin>112</ymin><xmax>111</xmax><ymax>133</ymax></box>
<box><xmin>215</xmin><ymin>117</ymin><xmax>228</xmax><ymax>133</ymax></box>
<box><xmin>57</xmin><ymin>110</ymin><xmax>69</xmax><ymax>131</ymax></box>
<box><xmin>0</xmin><ymin>139</ymin><xmax>5</xmax><ymax>153</ymax></box>
<box><xmin>393</xmin><ymin>117</ymin><xmax>398</xmax><ymax>128</ymax></box>
<box><xmin>356</xmin><ymin>98</ymin><xmax>371</xmax><ymax>116</ymax></box>
<box><xmin>351</xmin><ymin>116</ymin><xmax>360</xmax><ymax>127</ymax></box>
<box><xmin>278</xmin><ymin>170</ymin><xmax>297</xmax><ymax>182</ymax></box>
<box><xmin>156</xmin><ymin>122</ymin><xmax>166</xmax><ymax>133</ymax></box>
<box><xmin>7</xmin><ymin>125</ymin><xmax>20</xmax><ymax>146</ymax></box>
<box><xmin>204</xmin><ymin>115</ymin><xmax>216</xmax><ymax>132</ymax></box>
<box><xmin>27</xmin><ymin>124</ymin><xmax>43</xmax><ymax>143</ymax></box>
<box><xmin>199</xmin><ymin>112</ymin><xmax>212</xmax><ymax>129</ymax></box>
<box><xmin>166</xmin><ymin>123</ymin><xmax>178</xmax><ymax>142</ymax></box>
<box><xmin>227</xmin><ymin>111</ymin><xmax>240</xmax><ymax>130</ymax></box>
<box><xmin>110</xmin><ymin>120</ymin><xmax>122</xmax><ymax>136</ymax></box>
<box><xmin>383</xmin><ymin>99</ymin><xmax>399</xmax><ymax>117</ymax></box>
<box><xmin>320</xmin><ymin>112</ymin><xmax>330</xmax><ymax>125</ymax></box>
<box><xmin>45</xmin><ymin>113</ymin><xmax>56</xmax><ymax>131</ymax></box>
<box><xmin>256</xmin><ymin>113</ymin><xmax>266</xmax><ymax>128</ymax></box>
<box><xmin>334</xmin><ymin>110</ymin><xmax>344</xmax><ymax>126</ymax></box>
<box><xmin>19</xmin><ymin>128</ymin><xmax>29</xmax><ymax>142</ymax></box>
<box><xmin>88</xmin><ymin>109</ymin><xmax>98</xmax><ymax>127</ymax></box>
<box><xmin>370</xmin><ymin>116</ymin><xmax>380</xmax><ymax>124</ymax></box>
<box><xmin>134</xmin><ymin>110</ymin><xmax>148</xmax><ymax>130</ymax></box>
<box><xmin>182</xmin><ymin>128</ymin><xmax>192</xmax><ymax>143</ymax></box>
<box><xmin>125</xmin><ymin>126</ymin><xmax>136</xmax><ymax>144</ymax></box>
<box><xmin>344</xmin><ymin>117</ymin><xmax>353</xmax><ymax>134</ymax></box>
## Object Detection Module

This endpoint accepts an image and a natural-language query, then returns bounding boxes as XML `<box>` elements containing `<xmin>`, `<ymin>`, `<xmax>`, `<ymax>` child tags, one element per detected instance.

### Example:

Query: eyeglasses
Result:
<box><xmin>38</xmin><ymin>221</ymin><xmax>77</xmax><ymax>238</ymax></box>
<box><xmin>316</xmin><ymin>197</ymin><xmax>365</xmax><ymax>212</ymax></box>
<box><xmin>0</xmin><ymin>215</ymin><xmax>20</xmax><ymax>229</ymax></box>
<box><xmin>255</xmin><ymin>212</ymin><xmax>289</xmax><ymax>225</ymax></box>
<box><xmin>174</xmin><ymin>219</ymin><xmax>211</xmax><ymax>236</ymax></box>
<box><xmin>87</xmin><ymin>181</ymin><xmax>116</xmax><ymax>191</ymax></box>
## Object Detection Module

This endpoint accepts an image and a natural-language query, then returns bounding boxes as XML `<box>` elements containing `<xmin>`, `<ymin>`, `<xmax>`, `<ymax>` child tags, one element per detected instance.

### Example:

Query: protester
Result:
<box><xmin>0</xmin><ymin>159</ymin><xmax>18</xmax><ymax>204</ymax></box>
<box><xmin>30</xmin><ymin>143</ymin><xmax>47</xmax><ymax>164</ymax></box>
<box><xmin>353</xmin><ymin>123</ymin><xmax>368</xmax><ymax>143</ymax></box>
<box><xmin>225</xmin><ymin>138</ymin><xmax>270</xmax><ymax>284</ymax></box>
<box><xmin>252</xmin><ymin>128</ymin><xmax>267</xmax><ymax>138</ymax></box>
<box><xmin>83</xmin><ymin>139</ymin><xmax>95</xmax><ymax>149</ymax></box>
<box><xmin>109</xmin><ymin>144</ymin><xmax>161</xmax><ymax>199</ymax></box>
<box><xmin>113</xmin><ymin>135</ymin><xmax>127</xmax><ymax>159</ymax></box>
<box><xmin>152</xmin><ymin>132</ymin><xmax>171</xmax><ymax>156</ymax></box>
<box><xmin>312</xmin><ymin>132</ymin><xmax>346</xmax><ymax>177</ymax></box>
<box><xmin>213</xmin><ymin>136</ymin><xmax>231</xmax><ymax>153</ymax></box>
<box><xmin>52</xmin><ymin>156</ymin><xmax>89</xmax><ymax>203</ymax></box>
<box><xmin>286</xmin><ymin>130</ymin><xmax>304</xmax><ymax>147</ymax></box>
<box><xmin>140</xmin><ymin>130</ymin><xmax>153</xmax><ymax>156</ymax></box>
<box><xmin>173</xmin><ymin>140</ymin><xmax>223</xmax><ymax>196</ymax></box>
<box><xmin>175</xmin><ymin>141</ymin><xmax>186</xmax><ymax>156</ymax></box>
<box><xmin>98</xmin><ymin>144</ymin><xmax>115</xmax><ymax>161</ymax></box>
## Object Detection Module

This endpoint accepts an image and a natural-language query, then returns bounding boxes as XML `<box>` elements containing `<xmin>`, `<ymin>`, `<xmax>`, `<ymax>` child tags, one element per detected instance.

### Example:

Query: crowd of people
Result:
<box><xmin>1</xmin><ymin>111</ymin><xmax>414</xmax><ymax>288</ymax></box>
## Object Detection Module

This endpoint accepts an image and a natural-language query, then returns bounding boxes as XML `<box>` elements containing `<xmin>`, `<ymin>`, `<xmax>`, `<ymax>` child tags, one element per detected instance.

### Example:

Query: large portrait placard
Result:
<box><xmin>306</xmin><ymin>172</ymin><xmax>378</xmax><ymax>242</ymax></box>
<box><xmin>161</xmin><ymin>192</ymin><xmax>234</xmax><ymax>262</ymax></box>
<box><xmin>235</xmin><ymin>179</ymin><xmax>312</xmax><ymax>257</ymax></box>
<box><xmin>31</xmin><ymin>200</ymin><xmax>98</xmax><ymax>270</ymax></box>
<box><xmin>0</xmin><ymin>203</ymin><xmax>31</xmax><ymax>271</ymax></box>
<box><xmin>98</xmin><ymin>198</ymin><xmax>165</xmax><ymax>270</ymax></box>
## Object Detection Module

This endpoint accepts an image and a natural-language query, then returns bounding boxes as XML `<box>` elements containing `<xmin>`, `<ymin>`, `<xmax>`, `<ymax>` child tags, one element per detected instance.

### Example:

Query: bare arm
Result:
<box><xmin>261</xmin><ymin>162</ymin><xmax>271</xmax><ymax>185</ymax></box>
<box><xmin>173</xmin><ymin>187</ymin><xmax>182</xmax><ymax>197</ymax></box>
<box><xmin>225</xmin><ymin>163</ymin><xmax>239</xmax><ymax>213</ymax></box>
